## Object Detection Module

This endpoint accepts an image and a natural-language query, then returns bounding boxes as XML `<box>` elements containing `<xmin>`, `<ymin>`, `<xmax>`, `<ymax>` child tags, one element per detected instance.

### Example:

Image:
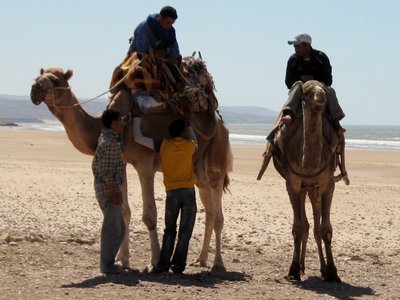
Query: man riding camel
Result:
<box><xmin>260</xmin><ymin>33</ymin><xmax>349</xmax><ymax>184</ymax></box>
<box><xmin>282</xmin><ymin>33</ymin><xmax>345</xmax><ymax>133</ymax></box>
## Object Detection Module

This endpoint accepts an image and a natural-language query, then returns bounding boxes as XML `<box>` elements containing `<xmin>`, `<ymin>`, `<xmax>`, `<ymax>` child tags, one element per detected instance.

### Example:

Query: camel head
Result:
<box><xmin>30</xmin><ymin>67</ymin><xmax>73</xmax><ymax>105</ymax></box>
<box><xmin>301</xmin><ymin>80</ymin><xmax>327</xmax><ymax>113</ymax></box>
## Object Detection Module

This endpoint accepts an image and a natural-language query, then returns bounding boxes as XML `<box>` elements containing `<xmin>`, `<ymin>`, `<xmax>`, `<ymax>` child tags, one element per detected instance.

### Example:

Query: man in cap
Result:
<box><xmin>259</xmin><ymin>33</ymin><xmax>349</xmax><ymax>184</ymax></box>
<box><xmin>281</xmin><ymin>33</ymin><xmax>345</xmax><ymax>132</ymax></box>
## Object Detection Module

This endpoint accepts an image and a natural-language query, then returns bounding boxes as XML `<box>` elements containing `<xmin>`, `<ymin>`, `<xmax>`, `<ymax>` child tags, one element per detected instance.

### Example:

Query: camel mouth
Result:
<box><xmin>313</xmin><ymin>100</ymin><xmax>326</xmax><ymax>110</ymax></box>
<box><xmin>30</xmin><ymin>82</ymin><xmax>46</xmax><ymax>105</ymax></box>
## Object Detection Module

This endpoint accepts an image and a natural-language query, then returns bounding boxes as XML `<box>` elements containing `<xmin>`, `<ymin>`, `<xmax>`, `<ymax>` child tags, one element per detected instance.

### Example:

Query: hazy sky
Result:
<box><xmin>1</xmin><ymin>1</ymin><xmax>399</xmax><ymax>125</ymax></box>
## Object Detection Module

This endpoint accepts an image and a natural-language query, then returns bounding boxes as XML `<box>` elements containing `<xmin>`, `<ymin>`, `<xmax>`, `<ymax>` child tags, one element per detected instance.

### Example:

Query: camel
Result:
<box><xmin>257</xmin><ymin>80</ymin><xmax>341</xmax><ymax>282</ymax></box>
<box><xmin>30</xmin><ymin>67</ymin><xmax>233</xmax><ymax>271</ymax></box>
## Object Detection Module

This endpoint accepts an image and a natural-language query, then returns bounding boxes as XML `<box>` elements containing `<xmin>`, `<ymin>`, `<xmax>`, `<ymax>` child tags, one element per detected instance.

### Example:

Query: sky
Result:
<box><xmin>1</xmin><ymin>0</ymin><xmax>399</xmax><ymax>125</ymax></box>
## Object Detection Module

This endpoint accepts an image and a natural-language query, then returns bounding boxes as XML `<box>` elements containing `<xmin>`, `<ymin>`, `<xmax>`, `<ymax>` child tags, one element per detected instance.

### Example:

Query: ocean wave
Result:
<box><xmin>228</xmin><ymin>134</ymin><xmax>400</xmax><ymax>151</ymax></box>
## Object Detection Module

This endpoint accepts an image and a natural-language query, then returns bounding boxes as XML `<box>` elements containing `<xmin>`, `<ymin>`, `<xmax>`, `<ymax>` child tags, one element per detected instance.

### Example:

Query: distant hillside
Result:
<box><xmin>0</xmin><ymin>94</ymin><xmax>277</xmax><ymax>124</ymax></box>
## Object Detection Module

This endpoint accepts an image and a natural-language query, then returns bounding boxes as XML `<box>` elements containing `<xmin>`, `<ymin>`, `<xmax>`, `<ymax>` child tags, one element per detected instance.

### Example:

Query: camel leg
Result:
<box><xmin>211</xmin><ymin>182</ymin><xmax>225</xmax><ymax>272</ymax></box>
<box><xmin>195</xmin><ymin>185</ymin><xmax>214</xmax><ymax>268</ymax></box>
<box><xmin>116</xmin><ymin>164</ymin><xmax>131</xmax><ymax>268</ymax></box>
<box><xmin>320</xmin><ymin>184</ymin><xmax>341</xmax><ymax>283</ymax></box>
<box><xmin>308</xmin><ymin>187</ymin><xmax>327</xmax><ymax>278</ymax></box>
<box><xmin>194</xmin><ymin>178</ymin><xmax>226</xmax><ymax>272</ymax></box>
<box><xmin>286</xmin><ymin>185</ymin><xmax>307</xmax><ymax>281</ymax></box>
<box><xmin>300</xmin><ymin>191</ymin><xmax>309</xmax><ymax>275</ymax></box>
<box><xmin>137</xmin><ymin>170</ymin><xmax>160</xmax><ymax>267</ymax></box>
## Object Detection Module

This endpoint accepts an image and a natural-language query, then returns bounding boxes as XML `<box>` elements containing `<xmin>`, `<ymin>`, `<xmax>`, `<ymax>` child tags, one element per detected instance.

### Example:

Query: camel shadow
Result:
<box><xmin>142</xmin><ymin>270</ymin><xmax>250</xmax><ymax>288</ymax></box>
<box><xmin>61</xmin><ymin>269</ymin><xmax>249</xmax><ymax>289</ymax></box>
<box><xmin>61</xmin><ymin>269</ymin><xmax>141</xmax><ymax>288</ymax></box>
<box><xmin>290</xmin><ymin>276</ymin><xmax>375</xmax><ymax>300</ymax></box>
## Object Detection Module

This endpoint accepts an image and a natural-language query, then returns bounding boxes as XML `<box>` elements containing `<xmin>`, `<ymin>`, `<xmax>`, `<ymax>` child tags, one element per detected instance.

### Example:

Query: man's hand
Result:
<box><xmin>108</xmin><ymin>183</ymin><xmax>122</xmax><ymax>205</ymax></box>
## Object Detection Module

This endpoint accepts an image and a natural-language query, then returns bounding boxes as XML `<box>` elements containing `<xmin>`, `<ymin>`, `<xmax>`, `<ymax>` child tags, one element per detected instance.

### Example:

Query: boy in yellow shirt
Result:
<box><xmin>153</xmin><ymin>119</ymin><xmax>197</xmax><ymax>274</ymax></box>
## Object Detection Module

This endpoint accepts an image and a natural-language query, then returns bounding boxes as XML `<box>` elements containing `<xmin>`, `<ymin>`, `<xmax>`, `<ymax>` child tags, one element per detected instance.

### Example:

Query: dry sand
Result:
<box><xmin>1</xmin><ymin>127</ymin><xmax>399</xmax><ymax>299</ymax></box>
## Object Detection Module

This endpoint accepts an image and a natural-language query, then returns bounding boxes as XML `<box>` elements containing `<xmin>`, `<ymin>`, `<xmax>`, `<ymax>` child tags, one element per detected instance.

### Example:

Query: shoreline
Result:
<box><xmin>2</xmin><ymin>126</ymin><xmax>400</xmax><ymax>152</ymax></box>
<box><xmin>1</xmin><ymin>128</ymin><xmax>400</xmax><ymax>181</ymax></box>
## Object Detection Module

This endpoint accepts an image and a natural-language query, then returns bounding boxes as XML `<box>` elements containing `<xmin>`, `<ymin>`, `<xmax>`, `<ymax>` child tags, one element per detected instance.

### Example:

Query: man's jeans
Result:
<box><xmin>158</xmin><ymin>188</ymin><xmax>197</xmax><ymax>272</ymax></box>
<box><xmin>283</xmin><ymin>81</ymin><xmax>345</xmax><ymax>121</ymax></box>
<box><xmin>95</xmin><ymin>186</ymin><xmax>125</xmax><ymax>274</ymax></box>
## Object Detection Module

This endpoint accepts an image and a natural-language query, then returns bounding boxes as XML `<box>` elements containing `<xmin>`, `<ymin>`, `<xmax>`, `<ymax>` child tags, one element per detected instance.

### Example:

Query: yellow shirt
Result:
<box><xmin>160</xmin><ymin>137</ymin><xmax>196</xmax><ymax>191</ymax></box>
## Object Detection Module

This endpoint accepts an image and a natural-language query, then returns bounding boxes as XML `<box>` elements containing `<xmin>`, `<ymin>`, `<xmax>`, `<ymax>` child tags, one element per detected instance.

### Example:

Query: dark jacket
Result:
<box><xmin>285</xmin><ymin>48</ymin><xmax>332</xmax><ymax>89</ymax></box>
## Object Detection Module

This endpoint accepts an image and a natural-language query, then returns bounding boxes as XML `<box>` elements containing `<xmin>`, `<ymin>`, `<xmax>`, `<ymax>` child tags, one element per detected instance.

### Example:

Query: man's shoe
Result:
<box><xmin>171</xmin><ymin>265</ymin><xmax>184</xmax><ymax>274</ymax></box>
<box><xmin>151</xmin><ymin>265</ymin><xmax>169</xmax><ymax>273</ymax></box>
<box><xmin>102</xmin><ymin>264</ymin><xmax>124</xmax><ymax>275</ymax></box>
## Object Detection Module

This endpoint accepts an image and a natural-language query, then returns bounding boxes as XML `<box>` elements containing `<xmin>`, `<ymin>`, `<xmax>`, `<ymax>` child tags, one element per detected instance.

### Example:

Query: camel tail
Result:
<box><xmin>223</xmin><ymin>174</ymin><xmax>231</xmax><ymax>194</ymax></box>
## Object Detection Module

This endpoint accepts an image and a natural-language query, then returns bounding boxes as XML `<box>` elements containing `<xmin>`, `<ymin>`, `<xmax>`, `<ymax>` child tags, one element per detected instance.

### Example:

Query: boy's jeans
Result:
<box><xmin>158</xmin><ymin>188</ymin><xmax>197</xmax><ymax>272</ymax></box>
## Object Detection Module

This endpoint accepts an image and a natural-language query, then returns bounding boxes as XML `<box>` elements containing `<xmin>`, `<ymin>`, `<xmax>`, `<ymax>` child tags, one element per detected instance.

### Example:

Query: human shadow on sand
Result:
<box><xmin>61</xmin><ymin>269</ymin><xmax>250</xmax><ymax>289</ymax></box>
<box><xmin>290</xmin><ymin>276</ymin><xmax>375</xmax><ymax>300</ymax></box>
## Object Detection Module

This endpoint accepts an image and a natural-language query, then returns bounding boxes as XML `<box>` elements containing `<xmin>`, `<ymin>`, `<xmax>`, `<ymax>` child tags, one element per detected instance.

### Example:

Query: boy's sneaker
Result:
<box><xmin>171</xmin><ymin>265</ymin><xmax>184</xmax><ymax>274</ymax></box>
<box><xmin>151</xmin><ymin>265</ymin><xmax>169</xmax><ymax>273</ymax></box>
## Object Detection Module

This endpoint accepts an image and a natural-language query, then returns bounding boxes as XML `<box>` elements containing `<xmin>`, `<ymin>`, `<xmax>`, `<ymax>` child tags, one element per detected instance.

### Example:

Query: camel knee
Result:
<box><xmin>321</xmin><ymin>227</ymin><xmax>333</xmax><ymax>244</ymax></box>
<box><xmin>142</xmin><ymin>213</ymin><xmax>157</xmax><ymax>231</ymax></box>
<box><xmin>207</xmin><ymin>169</ymin><xmax>223</xmax><ymax>189</ymax></box>
<box><xmin>213</xmin><ymin>214</ymin><xmax>224</xmax><ymax>231</ymax></box>
<box><xmin>292</xmin><ymin>224</ymin><xmax>306</xmax><ymax>242</ymax></box>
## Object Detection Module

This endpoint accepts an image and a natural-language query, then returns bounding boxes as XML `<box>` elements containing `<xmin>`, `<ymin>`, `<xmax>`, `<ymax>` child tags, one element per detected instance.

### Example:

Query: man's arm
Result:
<box><xmin>285</xmin><ymin>56</ymin><xmax>297</xmax><ymax>89</ymax></box>
<box><xmin>318</xmin><ymin>51</ymin><xmax>333</xmax><ymax>86</ymax></box>
<box><xmin>168</xmin><ymin>39</ymin><xmax>181</xmax><ymax>60</ymax></box>
<box><xmin>134</xmin><ymin>22</ymin><xmax>151</xmax><ymax>53</ymax></box>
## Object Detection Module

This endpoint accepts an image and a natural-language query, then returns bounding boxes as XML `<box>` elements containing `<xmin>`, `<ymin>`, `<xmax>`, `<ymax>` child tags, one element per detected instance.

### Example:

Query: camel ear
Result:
<box><xmin>64</xmin><ymin>69</ymin><xmax>73</xmax><ymax>80</ymax></box>
<box><xmin>40</xmin><ymin>68</ymin><xmax>45</xmax><ymax>75</ymax></box>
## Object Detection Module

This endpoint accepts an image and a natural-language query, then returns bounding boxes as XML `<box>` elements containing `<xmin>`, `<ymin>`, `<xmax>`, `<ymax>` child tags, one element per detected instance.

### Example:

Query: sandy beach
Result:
<box><xmin>1</xmin><ymin>127</ymin><xmax>399</xmax><ymax>299</ymax></box>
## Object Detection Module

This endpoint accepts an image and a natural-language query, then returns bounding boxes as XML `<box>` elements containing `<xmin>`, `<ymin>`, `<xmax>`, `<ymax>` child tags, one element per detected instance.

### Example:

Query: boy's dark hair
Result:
<box><xmin>168</xmin><ymin>119</ymin><xmax>185</xmax><ymax>138</ymax></box>
<box><xmin>101</xmin><ymin>109</ymin><xmax>120</xmax><ymax>129</ymax></box>
<box><xmin>160</xmin><ymin>6</ymin><xmax>178</xmax><ymax>19</ymax></box>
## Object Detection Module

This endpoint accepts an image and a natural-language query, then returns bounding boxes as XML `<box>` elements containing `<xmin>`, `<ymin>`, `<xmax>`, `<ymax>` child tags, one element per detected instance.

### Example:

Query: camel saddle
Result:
<box><xmin>139</xmin><ymin>110</ymin><xmax>217</xmax><ymax>139</ymax></box>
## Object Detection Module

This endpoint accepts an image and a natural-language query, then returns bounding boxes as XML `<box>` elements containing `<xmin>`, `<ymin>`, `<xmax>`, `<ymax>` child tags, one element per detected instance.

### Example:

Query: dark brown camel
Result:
<box><xmin>258</xmin><ymin>80</ymin><xmax>342</xmax><ymax>282</ymax></box>
<box><xmin>30</xmin><ymin>67</ymin><xmax>233</xmax><ymax>271</ymax></box>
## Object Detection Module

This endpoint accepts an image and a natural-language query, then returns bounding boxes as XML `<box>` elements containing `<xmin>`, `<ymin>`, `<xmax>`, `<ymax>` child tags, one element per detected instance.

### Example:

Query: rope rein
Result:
<box><xmin>51</xmin><ymin>86</ymin><xmax>111</xmax><ymax>109</ymax></box>
<box><xmin>50</xmin><ymin>54</ymin><xmax>149</xmax><ymax>109</ymax></box>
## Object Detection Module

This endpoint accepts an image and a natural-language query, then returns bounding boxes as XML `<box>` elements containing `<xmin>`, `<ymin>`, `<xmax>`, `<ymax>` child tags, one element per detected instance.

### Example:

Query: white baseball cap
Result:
<box><xmin>287</xmin><ymin>33</ymin><xmax>312</xmax><ymax>45</ymax></box>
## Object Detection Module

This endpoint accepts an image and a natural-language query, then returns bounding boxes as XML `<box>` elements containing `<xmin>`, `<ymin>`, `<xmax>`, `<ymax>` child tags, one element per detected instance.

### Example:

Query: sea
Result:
<box><xmin>8</xmin><ymin>120</ymin><xmax>400</xmax><ymax>152</ymax></box>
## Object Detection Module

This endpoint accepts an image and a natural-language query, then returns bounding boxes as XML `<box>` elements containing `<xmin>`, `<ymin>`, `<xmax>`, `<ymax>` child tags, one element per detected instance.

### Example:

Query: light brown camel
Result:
<box><xmin>258</xmin><ymin>80</ymin><xmax>341</xmax><ymax>282</ymax></box>
<box><xmin>30</xmin><ymin>67</ymin><xmax>233</xmax><ymax>271</ymax></box>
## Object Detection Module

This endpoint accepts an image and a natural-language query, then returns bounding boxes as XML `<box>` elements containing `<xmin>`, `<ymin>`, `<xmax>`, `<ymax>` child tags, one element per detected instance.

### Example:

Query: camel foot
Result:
<box><xmin>190</xmin><ymin>258</ymin><xmax>207</xmax><ymax>268</ymax></box>
<box><xmin>287</xmin><ymin>263</ymin><xmax>301</xmax><ymax>281</ymax></box>
<box><xmin>324</xmin><ymin>273</ymin><xmax>342</xmax><ymax>283</ymax></box>
<box><xmin>115</xmin><ymin>258</ymin><xmax>130</xmax><ymax>269</ymax></box>
<box><xmin>324</xmin><ymin>265</ymin><xmax>341</xmax><ymax>283</ymax></box>
<box><xmin>284</xmin><ymin>274</ymin><xmax>301</xmax><ymax>281</ymax></box>
<box><xmin>210</xmin><ymin>264</ymin><xmax>226</xmax><ymax>273</ymax></box>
